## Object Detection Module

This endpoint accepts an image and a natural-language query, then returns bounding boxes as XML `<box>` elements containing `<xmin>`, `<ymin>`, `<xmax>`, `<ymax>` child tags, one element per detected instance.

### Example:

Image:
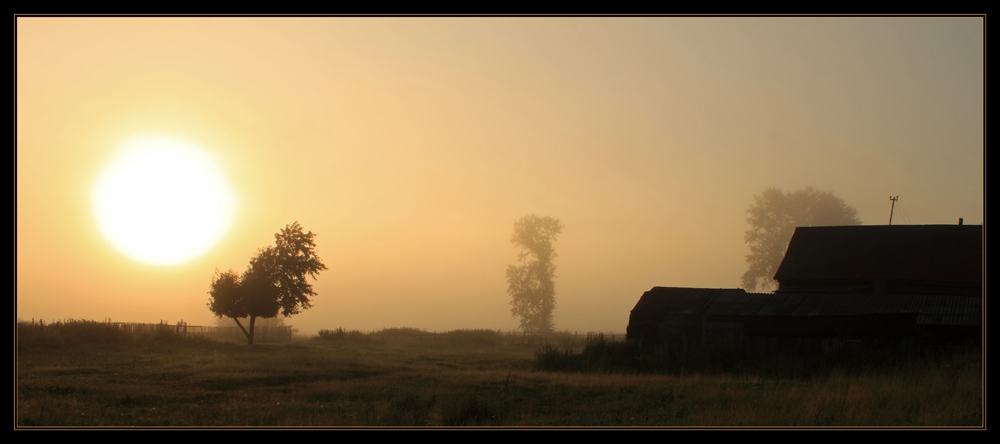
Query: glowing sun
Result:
<box><xmin>92</xmin><ymin>135</ymin><xmax>236</xmax><ymax>266</ymax></box>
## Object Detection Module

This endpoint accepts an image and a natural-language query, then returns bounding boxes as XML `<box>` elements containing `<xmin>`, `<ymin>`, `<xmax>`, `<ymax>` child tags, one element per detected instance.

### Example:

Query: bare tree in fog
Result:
<box><xmin>208</xmin><ymin>222</ymin><xmax>327</xmax><ymax>345</ymax></box>
<box><xmin>742</xmin><ymin>187</ymin><xmax>861</xmax><ymax>291</ymax></box>
<box><xmin>506</xmin><ymin>214</ymin><xmax>563</xmax><ymax>334</ymax></box>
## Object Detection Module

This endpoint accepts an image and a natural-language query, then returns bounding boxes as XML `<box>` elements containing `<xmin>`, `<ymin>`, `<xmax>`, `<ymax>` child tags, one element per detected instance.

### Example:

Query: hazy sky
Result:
<box><xmin>16</xmin><ymin>16</ymin><xmax>984</xmax><ymax>335</ymax></box>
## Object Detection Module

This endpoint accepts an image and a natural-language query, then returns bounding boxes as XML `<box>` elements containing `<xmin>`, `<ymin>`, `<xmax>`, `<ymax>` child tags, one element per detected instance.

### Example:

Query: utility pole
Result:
<box><xmin>888</xmin><ymin>196</ymin><xmax>898</xmax><ymax>225</ymax></box>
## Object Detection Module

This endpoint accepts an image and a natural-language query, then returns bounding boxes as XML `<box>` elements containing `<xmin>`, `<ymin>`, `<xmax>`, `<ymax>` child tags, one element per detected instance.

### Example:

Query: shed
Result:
<box><xmin>625</xmin><ymin>287</ymin><xmax>745</xmax><ymax>346</ymax></box>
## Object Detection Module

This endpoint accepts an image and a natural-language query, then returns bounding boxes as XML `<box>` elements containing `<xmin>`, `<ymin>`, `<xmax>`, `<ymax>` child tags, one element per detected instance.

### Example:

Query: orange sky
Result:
<box><xmin>16</xmin><ymin>16</ymin><xmax>984</xmax><ymax>335</ymax></box>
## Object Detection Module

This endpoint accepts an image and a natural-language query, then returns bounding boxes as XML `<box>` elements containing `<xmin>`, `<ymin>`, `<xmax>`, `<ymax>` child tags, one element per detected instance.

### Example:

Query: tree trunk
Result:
<box><xmin>233</xmin><ymin>317</ymin><xmax>254</xmax><ymax>346</ymax></box>
<box><xmin>248</xmin><ymin>316</ymin><xmax>257</xmax><ymax>346</ymax></box>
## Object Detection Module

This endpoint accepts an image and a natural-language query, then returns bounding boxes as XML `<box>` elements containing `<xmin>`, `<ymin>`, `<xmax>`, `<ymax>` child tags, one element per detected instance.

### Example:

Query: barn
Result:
<box><xmin>625</xmin><ymin>224</ymin><xmax>983</xmax><ymax>353</ymax></box>
<box><xmin>773</xmin><ymin>224</ymin><xmax>982</xmax><ymax>295</ymax></box>
<box><xmin>625</xmin><ymin>287</ymin><xmax>744</xmax><ymax>347</ymax></box>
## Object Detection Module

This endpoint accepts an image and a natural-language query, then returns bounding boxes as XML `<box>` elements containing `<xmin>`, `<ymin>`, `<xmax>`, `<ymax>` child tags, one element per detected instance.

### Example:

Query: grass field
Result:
<box><xmin>16</xmin><ymin>321</ymin><xmax>984</xmax><ymax>428</ymax></box>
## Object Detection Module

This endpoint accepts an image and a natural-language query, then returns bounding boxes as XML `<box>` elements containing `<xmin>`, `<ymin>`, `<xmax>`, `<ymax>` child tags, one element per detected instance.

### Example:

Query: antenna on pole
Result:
<box><xmin>888</xmin><ymin>196</ymin><xmax>899</xmax><ymax>225</ymax></box>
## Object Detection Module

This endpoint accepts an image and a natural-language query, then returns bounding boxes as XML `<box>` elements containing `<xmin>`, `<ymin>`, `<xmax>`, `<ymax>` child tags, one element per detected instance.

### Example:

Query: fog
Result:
<box><xmin>17</xmin><ymin>16</ymin><xmax>983</xmax><ymax>335</ymax></box>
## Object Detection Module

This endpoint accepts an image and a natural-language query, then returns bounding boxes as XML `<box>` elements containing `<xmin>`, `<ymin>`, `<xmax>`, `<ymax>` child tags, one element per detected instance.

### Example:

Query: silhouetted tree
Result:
<box><xmin>506</xmin><ymin>214</ymin><xmax>563</xmax><ymax>333</ymax></box>
<box><xmin>742</xmin><ymin>187</ymin><xmax>861</xmax><ymax>291</ymax></box>
<box><xmin>208</xmin><ymin>222</ymin><xmax>327</xmax><ymax>345</ymax></box>
<box><xmin>214</xmin><ymin>314</ymin><xmax>288</xmax><ymax>329</ymax></box>
<box><xmin>212</xmin><ymin>313</ymin><xmax>295</xmax><ymax>343</ymax></box>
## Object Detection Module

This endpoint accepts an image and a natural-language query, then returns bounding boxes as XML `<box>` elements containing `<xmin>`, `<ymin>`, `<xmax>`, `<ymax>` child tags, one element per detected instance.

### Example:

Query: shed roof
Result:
<box><xmin>772</xmin><ymin>225</ymin><xmax>982</xmax><ymax>285</ymax></box>
<box><xmin>629</xmin><ymin>287</ymin><xmax>745</xmax><ymax>320</ymax></box>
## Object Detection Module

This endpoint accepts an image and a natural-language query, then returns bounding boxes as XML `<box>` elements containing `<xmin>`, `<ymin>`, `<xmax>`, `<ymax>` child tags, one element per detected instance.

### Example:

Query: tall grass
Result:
<box><xmin>17</xmin><ymin>319</ymin><xmax>133</xmax><ymax>349</ymax></box>
<box><xmin>16</xmin><ymin>319</ymin><xmax>196</xmax><ymax>351</ymax></box>
<box><xmin>317</xmin><ymin>327</ymin><xmax>591</xmax><ymax>349</ymax></box>
<box><xmin>316</xmin><ymin>327</ymin><xmax>428</xmax><ymax>343</ymax></box>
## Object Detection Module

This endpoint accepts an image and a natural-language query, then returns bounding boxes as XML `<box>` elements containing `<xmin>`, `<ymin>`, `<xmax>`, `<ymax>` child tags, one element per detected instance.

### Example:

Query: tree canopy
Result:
<box><xmin>506</xmin><ymin>214</ymin><xmax>563</xmax><ymax>333</ymax></box>
<box><xmin>208</xmin><ymin>222</ymin><xmax>327</xmax><ymax>345</ymax></box>
<box><xmin>742</xmin><ymin>187</ymin><xmax>861</xmax><ymax>292</ymax></box>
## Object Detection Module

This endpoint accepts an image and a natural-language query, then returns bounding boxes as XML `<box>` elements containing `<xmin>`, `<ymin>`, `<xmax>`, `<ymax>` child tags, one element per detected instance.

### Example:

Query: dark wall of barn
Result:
<box><xmin>627</xmin><ymin>311</ymin><xmax>978</xmax><ymax>355</ymax></box>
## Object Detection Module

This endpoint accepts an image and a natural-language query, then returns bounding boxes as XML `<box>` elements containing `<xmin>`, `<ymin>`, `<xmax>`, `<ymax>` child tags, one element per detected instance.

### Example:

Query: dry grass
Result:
<box><xmin>16</xmin><ymin>323</ymin><xmax>983</xmax><ymax>428</ymax></box>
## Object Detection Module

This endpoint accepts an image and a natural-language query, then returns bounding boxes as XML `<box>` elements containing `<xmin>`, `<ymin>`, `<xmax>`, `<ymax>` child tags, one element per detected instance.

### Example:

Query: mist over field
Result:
<box><xmin>16</xmin><ymin>16</ymin><xmax>983</xmax><ymax>336</ymax></box>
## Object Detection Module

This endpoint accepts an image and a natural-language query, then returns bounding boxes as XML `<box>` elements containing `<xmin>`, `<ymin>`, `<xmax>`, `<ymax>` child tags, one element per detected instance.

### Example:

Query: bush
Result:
<box><xmin>317</xmin><ymin>327</ymin><xmax>372</xmax><ymax>342</ymax></box>
<box><xmin>535</xmin><ymin>344</ymin><xmax>577</xmax><ymax>371</ymax></box>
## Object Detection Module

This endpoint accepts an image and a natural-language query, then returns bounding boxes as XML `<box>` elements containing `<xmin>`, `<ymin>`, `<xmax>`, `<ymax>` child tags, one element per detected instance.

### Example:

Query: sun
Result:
<box><xmin>92</xmin><ymin>135</ymin><xmax>237</xmax><ymax>266</ymax></box>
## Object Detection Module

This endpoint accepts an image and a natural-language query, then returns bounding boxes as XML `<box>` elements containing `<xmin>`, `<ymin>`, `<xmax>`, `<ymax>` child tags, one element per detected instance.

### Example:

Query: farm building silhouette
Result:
<box><xmin>626</xmin><ymin>224</ymin><xmax>983</xmax><ymax>353</ymax></box>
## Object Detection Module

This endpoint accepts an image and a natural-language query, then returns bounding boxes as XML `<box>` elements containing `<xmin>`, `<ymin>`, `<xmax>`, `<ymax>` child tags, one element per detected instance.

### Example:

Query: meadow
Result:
<box><xmin>16</xmin><ymin>320</ymin><xmax>983</xmax><ymax>428</ymax></box>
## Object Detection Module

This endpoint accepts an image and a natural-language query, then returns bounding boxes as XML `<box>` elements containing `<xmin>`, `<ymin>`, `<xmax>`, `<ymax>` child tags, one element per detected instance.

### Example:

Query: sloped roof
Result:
<box><xmin>773</xmin><ymin>225</ymin><xmax>982</xmax><ymax>284</ymax></box>
<box><xmin>629</xmin><ymin>287</ymin><xmax>745</xmax><ymax>321</ymax></box>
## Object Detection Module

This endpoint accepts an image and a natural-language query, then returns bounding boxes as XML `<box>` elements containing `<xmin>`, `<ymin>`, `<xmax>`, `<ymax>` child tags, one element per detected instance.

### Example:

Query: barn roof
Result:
<box><xmin>629</xmin><ymin>287</ymin><xmax>745</xmax><ymax>320</ymax></box>
<box><xmin>772</xmin><ymin>225</ymin><xmax>983</xmax><ymax>285</ymax></box>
